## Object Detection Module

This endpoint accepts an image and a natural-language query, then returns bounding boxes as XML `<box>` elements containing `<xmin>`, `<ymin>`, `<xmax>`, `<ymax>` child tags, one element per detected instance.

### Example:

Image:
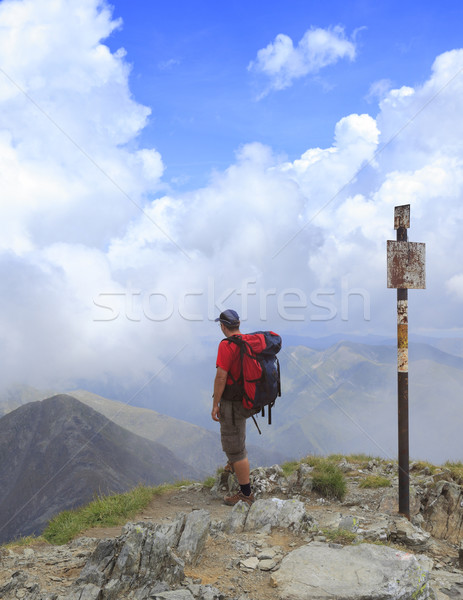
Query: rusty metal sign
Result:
<box><xmin>394</xmin><ymin>204</ymin><xmax>410</xmax><ymax>230</ymax></box>
<box><xmin>387</xmin><ymin>241</ymin><xmax>426</xmax><ymax>289</ymax></box>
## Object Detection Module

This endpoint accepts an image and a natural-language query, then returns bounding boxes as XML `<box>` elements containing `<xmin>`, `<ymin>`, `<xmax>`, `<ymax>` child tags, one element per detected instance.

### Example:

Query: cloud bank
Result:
<box><xmin>248</xmin><ymin>26</ymin><xmax>356</xmax><ymax>94</ymax></box>
<box><xmin>1</xmin><ymin>0</ymin><xmax>463</xmax><ymax>393</ymax></box>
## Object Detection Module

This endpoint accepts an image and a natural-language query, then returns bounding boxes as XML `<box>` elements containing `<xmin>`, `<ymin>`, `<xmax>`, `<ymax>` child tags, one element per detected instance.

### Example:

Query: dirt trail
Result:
<box><xmin>3</xmin><ymin>476</ymin><xmax>461</xmax><ymax>600</ymax></box>
<box><xmin>80</xmin><ymin>485</ymin><xmax>310</xmax><ymax>600</ymax></box>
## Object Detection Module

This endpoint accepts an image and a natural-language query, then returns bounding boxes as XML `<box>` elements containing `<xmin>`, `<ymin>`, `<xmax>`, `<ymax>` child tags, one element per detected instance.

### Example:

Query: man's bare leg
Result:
<box><xmin>232</xmin><ymin>457</ymin><xmax>250</xmax><ymax>485</ymax></box>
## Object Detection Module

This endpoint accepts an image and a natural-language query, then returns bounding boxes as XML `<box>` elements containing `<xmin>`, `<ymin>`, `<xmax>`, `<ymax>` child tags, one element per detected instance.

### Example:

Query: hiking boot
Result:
<box><xmin>223</xmin><ymin>491</ymin><xmax>255</xmax><ymax>506</ymax></box>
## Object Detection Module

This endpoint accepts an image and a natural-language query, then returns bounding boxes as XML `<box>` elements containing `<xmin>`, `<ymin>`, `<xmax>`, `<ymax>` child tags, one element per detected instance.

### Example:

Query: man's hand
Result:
<box><xmin>212</xmin><ymin>366</ymin><xmax>227</xmax><ymax>422</ymax></box>
<box><xmin>211</xmin><ymin>400</ymin><xmax>220</xmax><ymax>421</ymax></box>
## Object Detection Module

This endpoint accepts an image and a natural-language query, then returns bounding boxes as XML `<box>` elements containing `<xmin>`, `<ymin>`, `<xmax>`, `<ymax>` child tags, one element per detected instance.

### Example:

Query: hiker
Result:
<box><xmin>211</xmin><ymin>309</ymin><xmax>256</xmax><ymax>506</ymax></box>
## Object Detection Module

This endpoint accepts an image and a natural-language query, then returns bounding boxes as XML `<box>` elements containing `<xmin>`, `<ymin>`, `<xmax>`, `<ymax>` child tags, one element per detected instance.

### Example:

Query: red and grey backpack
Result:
<box><xmin>223</xmin><ymin>331</ymin><xmax>282</xmax><ymax>433</ymax></box>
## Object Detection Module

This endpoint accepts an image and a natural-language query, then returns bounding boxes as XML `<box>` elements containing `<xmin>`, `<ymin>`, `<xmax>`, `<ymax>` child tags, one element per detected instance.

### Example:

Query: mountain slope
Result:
<box><xmin>0</xmin><ymin>384</ymin><xmax>55</xmax><ymax>417</ymax></box>
<box><xmin>0</xmin><ymin>394</ymin><xmax>200</xmax><ymax>544</ymax></box>
<box><xmin>246</xmin><ymin>341</ymin><xmax>463</xmax><ymax>463</ymax></box>
<box><xmin>68</xmin><ymin>390</ymin><xmax>224</xmax><ymax>476</ymax></box>
<box><xmin>68</xmin><ymin>390</ymin><xmax>284</xmax><ymax>473</ymax></box>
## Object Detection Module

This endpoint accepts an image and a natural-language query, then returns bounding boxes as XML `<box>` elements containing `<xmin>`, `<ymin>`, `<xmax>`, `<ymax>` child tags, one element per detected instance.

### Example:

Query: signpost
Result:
<box><xmin>387</xmin><ymin>204</ymin><xmax>426</xmax><ymax>519</ymax></box>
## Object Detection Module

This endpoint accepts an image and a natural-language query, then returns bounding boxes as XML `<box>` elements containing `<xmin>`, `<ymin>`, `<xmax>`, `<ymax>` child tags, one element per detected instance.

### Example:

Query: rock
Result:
<box><xmin>278</xmin><ymin>498</ymin><xmax>310</xmax><ymax>531</ymax></box>
<box><xmin>76</xmin><ymin>518</ymin><xmax>187</xmax><ymax>597</ymax></box>
<box><xmin>338</xmin><ymin>515</ymin><xmax>360</xmax><ymax>533</ymax></box>
<box><xmin>390</xmin><ymin>517</ymin><xmax>431</xmax><ymax>550</ymax></box>
<box><xmin>270</xmin><ymin>542</ymin><xmax>434</xmax><ymax>599</ymax></box>
<box><xmin>244</xmin><ymin>498</ymin><xmax>310</xmax><ymax>532</ymax></box>
<box><xmin>337</xmin><ymin>460</ymin><xmax>354</xmax><ymax>473</ymax></box>
<box><xmin>240</xmin><ymin>557</ymin><xmax>259</xmax><ymax>571</ymax></box>
<box><xmin>244</xmin><ymin>498</ymin><xmax>283</xmax><ymax>530</ymax></box>
<box><xmin>65</xmin><ymin>583</ymin><xmax>102</xmax><ymax>600</ymax></box>
<box><xmin>259</xmin><ymin>558</ymin><xmax>279</xmax><ymax>571</ymax></box>
<box><xmin>185</xmin><ymin>584</ymin><xmax>224</xmax><ymax>600</ymax></box>
<box><xmin>153</xmin><ymin>591</ymin><xmax>195</xmax><ymax>600</ymax></box>
<box><xmin>379</xmin><ymin>488</ymin><xmax>421</xmax><ymax>516</ymax></box>
<box><xmin>421</xmin><ymin>481</ymin><xmax>463</xmax><ymax>544</ymax></box>
<box><xmin>257</xmin><ymin>548</ymin><xmax>277</xmax><ymax>560</ymax></box>
<box><xmin>459</xmin><ymin>541</ymin><xmax>463</xmax><ymax>568</ymax></box>
<box><xmin>431</xmin><ymin>471</ymin><xmax>452</xmax><ymax>484</ymax></box>
<box><xmin>362</xmin><ymin>519</ymin><xmax>391</xmax><ymax>543</ymax></box>
<box><xmin>224</xmin><ymin>501</ymin><xmax>250</xmax><ymax>534</ymax></box>
<box><xmin>296</xmin><ymin>463</ymin><xmax>314</xmax><ymax>493</ymax></box>
<box><xmin>177</xmin><ymin>510</ymin><xmax>211</xmax><ymax>565</ymax></box>
<box><xmin>210</xmin><ymin>471</ymin><xmax>237</xmax><ymax>498</ymax></box>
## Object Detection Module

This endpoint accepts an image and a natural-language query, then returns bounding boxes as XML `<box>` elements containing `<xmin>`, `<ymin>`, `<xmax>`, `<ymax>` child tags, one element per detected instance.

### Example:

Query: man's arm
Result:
<box><xmin>211</xmin><ymin>367</ymin><xmax>228</xmax><ymax>421</ymax></box>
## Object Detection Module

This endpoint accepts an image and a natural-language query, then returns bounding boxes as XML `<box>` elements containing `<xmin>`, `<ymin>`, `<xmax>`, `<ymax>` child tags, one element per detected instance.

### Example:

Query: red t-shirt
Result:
<box><xmin>216</xmin><ymin>337</ymin><xmax>242</xmax><ymax>385</ymax></box>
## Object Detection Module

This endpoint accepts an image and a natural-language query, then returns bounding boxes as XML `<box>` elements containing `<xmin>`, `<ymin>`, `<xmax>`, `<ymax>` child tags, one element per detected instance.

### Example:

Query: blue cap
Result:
<box><xmin>215</xmin><ymin>309</ymin><xmax>240</xmax><ymax>327</ymax></box>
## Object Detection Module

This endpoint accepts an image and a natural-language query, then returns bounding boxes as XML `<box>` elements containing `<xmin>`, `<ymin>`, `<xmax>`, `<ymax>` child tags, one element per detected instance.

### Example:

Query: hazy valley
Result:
<box><xmin>1</xmin><ymin>338</ymin><xmax>462</xmax><ymax>544</ymax></box>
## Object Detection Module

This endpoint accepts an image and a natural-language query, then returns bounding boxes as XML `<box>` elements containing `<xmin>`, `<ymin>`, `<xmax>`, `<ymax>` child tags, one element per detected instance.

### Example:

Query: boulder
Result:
<box><xmin>390</xmin><ymin>517</ymin><xmax>431</xmax><ymax>550</ymax></box>
<box><xmin>244</xmin><ymin>498</ymin><xmax>310</xmax><ymax>532</ymax></box>
<box><xmin>421</xmin><ymin>481</ymin><xmax>463</xmax><ymax>544</ymax></box>
<box><xmin>270</xmin><ymin>542</ymin><xmax>434</xmax><ymax>600</ymax></box>
<box><xmin>76</xmin><ymin>517</ymin><xmax>190</xmax><ymax>597</ymax></box>
<box><xmin>224</xmin><ymin>501</ymin><xmax>250</xmax><ymax>533</ymax></box>
<box><xmin>177</xmin><ymin>510</ymin><xmax>211</xmax><ymax>565</ymax></box>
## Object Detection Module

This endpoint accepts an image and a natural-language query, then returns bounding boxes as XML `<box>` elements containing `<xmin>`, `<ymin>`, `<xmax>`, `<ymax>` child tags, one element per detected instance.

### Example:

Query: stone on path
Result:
<box><xmin>244</xmin><ymin>498</ymin><xmax>310</xmax><ymax>532</ymax></box>
<box><xmin>270</xmin><ymin>542</ymin><xmax>434</xmax><ymax>600</ymax></box>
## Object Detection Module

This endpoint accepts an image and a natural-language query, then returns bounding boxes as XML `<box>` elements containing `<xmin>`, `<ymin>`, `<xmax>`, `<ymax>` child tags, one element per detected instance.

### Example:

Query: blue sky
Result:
<box><xmin>1</xmin><ymin>0</ymin><xmax>463</xmax><ymax>390</ymax></box>
<box><xmin>106</xmin><ymin>0</ymin><xmax>463</xmax><ymax>190</ymax></box>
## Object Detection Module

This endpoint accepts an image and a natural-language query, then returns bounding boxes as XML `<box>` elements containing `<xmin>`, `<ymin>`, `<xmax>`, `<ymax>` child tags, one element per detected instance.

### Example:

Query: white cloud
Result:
<box><xmin>0</xmin><ymin>0</ymin><xmax>164</xmax><ymax>254</ymax></box>
<box><xmin>366</xmin><ymin>78</ymin><xmax>393</xmax><ymax>102</ymax></box>
<box><xmin>447</xmin><ymin>274</ymin><xmax>463</xmax><ymax>300</ymax></box>
<box><xmin>2</xmin><ymin>1</ymin><xmax>463</xmax><ymax>392</ymax></box>
<box><xmin>249</xmin><ymin>26</ymin><xmax>356</xmax><ymax>94</ymax></box>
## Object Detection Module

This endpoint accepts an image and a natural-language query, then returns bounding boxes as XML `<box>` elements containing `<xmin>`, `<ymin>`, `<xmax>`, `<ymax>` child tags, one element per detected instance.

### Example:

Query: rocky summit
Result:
<box><xmin>0</xmin><ymin>459</ymin><xmax>462</xmax><ymax>600</ymax></box>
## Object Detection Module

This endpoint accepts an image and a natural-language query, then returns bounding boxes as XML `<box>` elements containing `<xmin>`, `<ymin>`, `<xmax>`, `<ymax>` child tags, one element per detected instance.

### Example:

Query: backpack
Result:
<box><xmin>224</xmin><ymin>331</ymin><xmax>282</xmax><ymax>433</ymax></box>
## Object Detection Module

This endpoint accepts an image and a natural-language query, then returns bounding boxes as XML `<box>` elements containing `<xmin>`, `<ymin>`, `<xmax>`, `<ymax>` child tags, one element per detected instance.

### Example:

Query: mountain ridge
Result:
<box><xmin>0</xmin><ymin>394</ymin><xmax>200</xmax><ymax>544</ymax></box>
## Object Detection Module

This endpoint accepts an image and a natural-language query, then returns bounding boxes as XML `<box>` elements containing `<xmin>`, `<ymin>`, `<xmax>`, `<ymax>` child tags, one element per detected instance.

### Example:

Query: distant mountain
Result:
<box><xmin>243</xmin><ymin>341</ymin><xmax>463</xmax><ymax>464</ymax></box>
<box><xmin>0</xmin><ymin>384</ymin><xmax>55</xmax><ymax>416</ymax></box>
<box><xmin>68</xmin><ymin>390</ymin><xmax>284</xmax><ymax>475</ymax></box>
<box><xmin>0</xmin><ymin>395</ymin><xmax>200</xmax><ymax>544</ymax></box>
<box><xmin>0</xmin><ymin>387</ymin><xmax>285</xmax><ymax>475</ymax></box>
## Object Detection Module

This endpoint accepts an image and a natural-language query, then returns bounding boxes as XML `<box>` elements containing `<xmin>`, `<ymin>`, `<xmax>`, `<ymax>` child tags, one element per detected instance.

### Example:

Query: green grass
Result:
<box><xmin>443</xmin><ymin>461</ymin><xmax>463</xmax><ymax>483</ymax></box>
<box><xmin>43</xmin><ymin>481</ymin><xmax>193</xmax><ymax>545</ymax></box>
<box><xmin>410</xmin><ymin>460</ymin><xmax>437</xmax><ymax>474</ymax></box>
<box><xmin>3</xmin><ymin>535</ymin><xmax>49</xmax><ymax>549</ymax></box>
<box><xmin>311</xmin><ymin>461</ymin><xmax>347</xmax><ymax>501</ymax></box>
<box><xmin>358</xmin><ymin>475</ymin><xmax>391</xmax><ymax>489</ymax></box>
<box><xmin>321</xmin><ymin>528</ymin><xmax>357</xmax><ymax>545</ymax></box>
<box><xmin>202</xmin><ymin>476</ymin><xmax>216</xmax><ymax>488</ymax></box>
<box><xmin>281</xmin><ymin>460</ymin><xmax>300</xmax><ymax>476</ymax></box>
<box><xmin>301</xmin><ymin>455</ymin><xmax>336</xmax><ymax>468</ymax></box>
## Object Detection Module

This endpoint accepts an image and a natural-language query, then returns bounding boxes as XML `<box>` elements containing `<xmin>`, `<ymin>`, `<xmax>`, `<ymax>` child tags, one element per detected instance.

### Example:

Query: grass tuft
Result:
<box><xmin>443</xmin><ymin>461</ymin><xmax>463</xmax><ymax>483</ymax></box>
<box><xmin>311</xmin><ymin>461</ymin><xmax>346</xmax><ymax>501</ymax></box>
<box><xmin>281</xmin><ymin>460</ymin><xmax>300</xmax><ymax>476</ymax></box>
<box><xmin>321</xmin><ymin>528</ymin><xmax>357</xmax><ymax>545</ymax></box>
<box><xmin>43</xmin><ymin>481</ymin><xmax>193</xmax><ymax>546</ymax></box>
<box><xmin>301</xmin><ymin>455</ymin><xmax>335</xmax><ymax>468</ymax></box>
<box><xmin>410</xmin><ymin>460</ymin><xmax>437</xmax><ymax>474</ymax></box>
<box><xmin>2</xmin><ymin>535</ymin><xmax>49</xmax><ymax>549</ymax></box>
<box><xmin>202</xmin><ymin>476</ymin><xmax>216</xmax><ymax>488</ymax></box>
<box><xmin>358</xmin><ymin>475</ymin><xmax>391</xmax><ymax>489</ymax></box>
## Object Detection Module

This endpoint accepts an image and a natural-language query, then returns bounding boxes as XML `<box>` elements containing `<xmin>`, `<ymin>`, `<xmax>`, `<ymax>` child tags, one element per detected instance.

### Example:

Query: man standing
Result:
<box><xmin>212</xmin><ymin>309</ymin><xmax>255</xmax><ymax>506</ymax></box>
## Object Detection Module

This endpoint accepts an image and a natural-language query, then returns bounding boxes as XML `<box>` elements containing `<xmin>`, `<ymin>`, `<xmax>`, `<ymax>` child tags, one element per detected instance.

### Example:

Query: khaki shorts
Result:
<box><xmin>219</xmin><ymin>399</ymin><xmax>256</xmax><ymax>463</ymax></box>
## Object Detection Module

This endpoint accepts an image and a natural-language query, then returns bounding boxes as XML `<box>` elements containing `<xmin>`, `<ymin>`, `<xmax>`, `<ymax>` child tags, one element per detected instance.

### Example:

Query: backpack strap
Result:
<box><xmin>251</xmin><ymin>414</ymin><xmax>262</xmax><ymax>435</ymax></box>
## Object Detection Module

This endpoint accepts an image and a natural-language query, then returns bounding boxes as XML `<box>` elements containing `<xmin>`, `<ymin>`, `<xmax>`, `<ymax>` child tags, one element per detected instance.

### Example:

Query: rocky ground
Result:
<box><xmin>0</xmin><ymin>459</ymin><xmax>462</xmax><ymax>599</ymax></box>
